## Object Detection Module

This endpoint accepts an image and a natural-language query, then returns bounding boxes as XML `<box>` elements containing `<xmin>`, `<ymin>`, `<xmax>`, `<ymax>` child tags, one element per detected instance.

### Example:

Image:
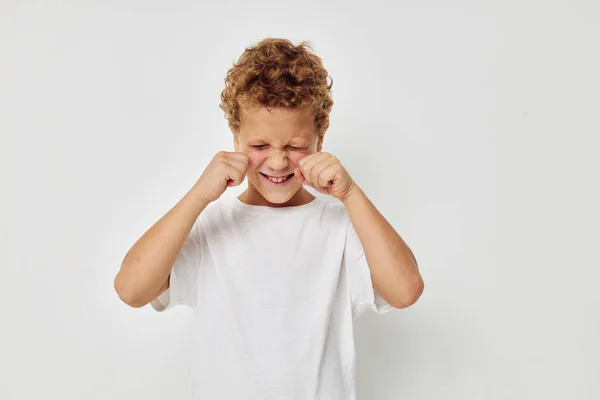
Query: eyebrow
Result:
<box><xmin>246</xmin><ymin>137</ymin><xmax>310</xmax><ymax>145</ymax></box>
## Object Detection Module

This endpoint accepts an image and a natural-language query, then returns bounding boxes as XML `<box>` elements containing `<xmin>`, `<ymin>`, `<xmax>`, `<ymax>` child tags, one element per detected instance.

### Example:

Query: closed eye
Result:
<box><xmin>250</xmin><ymin>145</ymin><xmax>305</xmax><ymax>151</ymax></box>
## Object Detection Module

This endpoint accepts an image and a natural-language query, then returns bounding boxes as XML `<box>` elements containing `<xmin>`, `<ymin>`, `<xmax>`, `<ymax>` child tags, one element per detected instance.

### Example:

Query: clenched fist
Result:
<box><xmin>294</xmin><ymin>152</ymin><xmax>356</xmax><ymax>202</ymax></box>
<box><xmin>196</xmin><ymin>151</ymin><xmax>249</xmax><ymax>203</ymax></box>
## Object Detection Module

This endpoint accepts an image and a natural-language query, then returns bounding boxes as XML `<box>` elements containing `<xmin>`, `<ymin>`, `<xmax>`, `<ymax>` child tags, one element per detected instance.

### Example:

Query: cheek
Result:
<box><xmin>246</xmin><ymin>152</ymin><xmax>265</xmax><ymax>171</ymax></box>
<box><xmin>290</xmin><ymin>151</ymin><xmax>311</xmax><ymax>165</ymax></box>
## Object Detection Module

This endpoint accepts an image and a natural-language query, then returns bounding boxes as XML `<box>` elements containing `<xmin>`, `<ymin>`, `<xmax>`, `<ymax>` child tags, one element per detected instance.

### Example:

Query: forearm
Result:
<box><xmin>114</xmin><ymin>184</ymin><xmax>209</xmax><ymax>307</ymax></box>
<box><xmin>342</xmin><ymin>186</ymin><xmax>423</xmax><ymax>308</ymax></box>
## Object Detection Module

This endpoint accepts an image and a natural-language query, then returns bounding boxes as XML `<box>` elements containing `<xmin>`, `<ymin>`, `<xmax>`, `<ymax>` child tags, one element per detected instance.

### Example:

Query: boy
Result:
<box><xmin>114</xmin><ymin>38</ymin><xmax>423</xmax><ymax>399</ymax></box>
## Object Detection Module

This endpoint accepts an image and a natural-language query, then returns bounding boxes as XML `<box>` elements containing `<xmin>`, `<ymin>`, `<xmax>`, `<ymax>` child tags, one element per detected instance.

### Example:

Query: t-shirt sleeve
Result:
<box><xmin>150</xmin><ymin>217</ymin><xmax>204</xmax><ymax>311</ymax></box>
<box><xmin>343</xmin><ymin>219</ymin><xmax>393</xmax><ymax>315</ymax></box>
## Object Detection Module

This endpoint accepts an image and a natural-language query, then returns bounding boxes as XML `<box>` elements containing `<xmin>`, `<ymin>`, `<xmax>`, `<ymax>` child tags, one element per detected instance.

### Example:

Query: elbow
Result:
<box><xmin>114</xmin><ymin>271</ymin><xmax>146</xmax><ymax>308</ymax></box>
<box><xmin>389</xmin><ymin>275</ymin><xmax>424</xmax><ymax>309</ymax></box>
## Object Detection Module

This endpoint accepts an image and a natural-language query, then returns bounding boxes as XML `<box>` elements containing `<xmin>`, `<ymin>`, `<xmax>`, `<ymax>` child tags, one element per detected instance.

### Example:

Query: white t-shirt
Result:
<box><xmin>151</xmin><ymin>195</ymin><xmax>392</xmax><ymax>399</ymax></box>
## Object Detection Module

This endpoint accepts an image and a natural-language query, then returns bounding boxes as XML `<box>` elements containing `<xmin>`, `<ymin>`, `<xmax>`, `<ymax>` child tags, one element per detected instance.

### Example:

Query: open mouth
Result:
<box><xmin>260</xmin><ymin>172</ymin><xmax>294</xmax><ymax>186</ymax></box>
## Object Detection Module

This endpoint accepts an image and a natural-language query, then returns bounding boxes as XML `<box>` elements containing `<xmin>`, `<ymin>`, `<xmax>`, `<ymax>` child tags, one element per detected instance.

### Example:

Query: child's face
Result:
<box><xmin>234</xmin><ymin>105</ymin><xmax>322</xmax><ymax>206</ymax></box>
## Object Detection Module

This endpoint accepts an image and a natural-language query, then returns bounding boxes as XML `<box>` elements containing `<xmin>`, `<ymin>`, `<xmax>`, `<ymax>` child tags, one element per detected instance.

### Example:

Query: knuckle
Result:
<box><xmin>234</xmin><ymin>152</ymin><xmax>248</xmax><ymax>162</ymax></box>
<box><xmin>216</xmin><ymin>152</ymin><xmax>228</xmax><ymax>162</ymax></box>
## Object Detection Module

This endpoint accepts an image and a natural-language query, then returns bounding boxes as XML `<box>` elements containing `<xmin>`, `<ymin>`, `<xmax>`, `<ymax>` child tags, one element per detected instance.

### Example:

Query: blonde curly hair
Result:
<box><xmin>219</xmin><ymin>38</ymin><xmax>334</xmax><ymax>136</ymax></box>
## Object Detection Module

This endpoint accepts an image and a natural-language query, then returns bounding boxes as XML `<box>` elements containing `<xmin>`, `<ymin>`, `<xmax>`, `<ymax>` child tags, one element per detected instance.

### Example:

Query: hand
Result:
<box><xmin>196</xmin><ymin>151</ymin><xmax>249</xmax><ymax>203</ymax></box>
<box><xmin>294</xmin><ymin>152</ymin><xmax>356</xmax><ymax>201</ymax></box>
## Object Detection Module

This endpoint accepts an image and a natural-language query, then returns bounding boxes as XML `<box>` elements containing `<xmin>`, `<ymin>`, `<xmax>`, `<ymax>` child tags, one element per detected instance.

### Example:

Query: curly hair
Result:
<box><xmin>219</xmin><ymin>38</ymin><xmax>334</xmax><ymax>136</ymax></box>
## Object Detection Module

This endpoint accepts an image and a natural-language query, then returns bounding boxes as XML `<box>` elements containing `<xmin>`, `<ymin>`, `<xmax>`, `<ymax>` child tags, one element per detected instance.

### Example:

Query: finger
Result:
<box><xmin>293</xmin><ymin>168</ymin><xmax>306</xmax><ymax>183</ymax></box>
<box><xmin>225</xmin><ymin>165</ymin><xmax>245</xmax><ymax>186</ymax></box>
<box><xmin>298</xmin><ymin>152</ymin><xmax>321</xmax><ymax>167</ymax></box>
<box><xmin>305</xmin><ymin>156</ymin><xmax>333</xmax><ymax>186</ymax></box>
<box><xmin>311</xmin><ymin>159</ymin><xmax>338</xmax><ymax>187</ymax></box>
<box><xmin>316</xmin><ymin>163</ymin><xmax>339</xmax><ymax>187</ymax></box>
<box><xmin>300</xmin><ymin>153</ymin><xmax>330</xmax><ymax>185</ymax></box>
<box><xmin>229</xmin><ymin>151</ymin><xmax>250</xmax><ymax>165</ymax></box>
<box><xmin>294</xmin><ymin>167</ymin><xmax>320</xmax><ymax>191</ymax></box>
<box><xmin>298</xmin><ymin>152</ymin><xmax>325</xmax><ymax>174</ymax></box>
<box><xmin>226</xmin><ymin>153</ymin><xmax>249</xmax><ymax>169</ymax></box>
<box><xmin>224</xmin><ymin>158</ymin><xmax>248</xmax><ymax>176</ymax></box>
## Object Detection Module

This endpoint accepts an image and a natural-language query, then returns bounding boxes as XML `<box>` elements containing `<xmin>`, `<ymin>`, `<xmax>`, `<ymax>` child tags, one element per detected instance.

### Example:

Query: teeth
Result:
<box><xmin>266</xmin><ymin>174</ymin><xmax>289</xmax><ymax>183</ymax></box>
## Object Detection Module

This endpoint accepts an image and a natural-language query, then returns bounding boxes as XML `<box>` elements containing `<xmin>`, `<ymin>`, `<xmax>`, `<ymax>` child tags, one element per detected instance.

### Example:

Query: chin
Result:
<box><xmin>257</xmin><ymin>186</ymin><xmax>302</xmax><ymax>205</ymax></box>
<box><xmin>248</xmin><ymin>174</ymin><xmax>304</xmax><ymax>206</ymax></box>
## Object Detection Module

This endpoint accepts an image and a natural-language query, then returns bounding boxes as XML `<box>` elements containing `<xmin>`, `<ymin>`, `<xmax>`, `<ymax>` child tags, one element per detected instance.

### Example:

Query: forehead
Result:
<box><xmin>239</xmin><ymin>106</ymin><xmax>315</xmax><ymax>142</ymax></box>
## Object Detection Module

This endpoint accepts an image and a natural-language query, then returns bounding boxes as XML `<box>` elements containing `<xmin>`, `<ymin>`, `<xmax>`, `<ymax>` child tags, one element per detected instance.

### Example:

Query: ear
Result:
<box><xmin>233</xmin><ymin>130</ymin><xmax>240</xmax><ymax>152</ymax></box>
<box><xmin>316</xmin><ymin>135</ymin><xmax>324</xmax><ymax>152</ymax></box>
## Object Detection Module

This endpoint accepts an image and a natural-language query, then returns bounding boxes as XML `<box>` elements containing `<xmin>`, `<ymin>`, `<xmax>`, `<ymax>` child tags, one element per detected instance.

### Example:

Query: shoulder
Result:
<box><xmin>313</xmin><ymin>195</ymin><xmax>351</xmax><ymax>226</ymax></box>
<box><xmin>184</xmin><ymin>198</ymin><xmax>233</xmax><ymax>240</ymax></box>
<box><xmin>195</xmin><ymin>197</ymin><xmax>235</xmax><ymax>230</ymax></box>
<box><xmin>199</xmin><ymin>196</ymin><xmax>237</xmax><ymax>220</ymax></box>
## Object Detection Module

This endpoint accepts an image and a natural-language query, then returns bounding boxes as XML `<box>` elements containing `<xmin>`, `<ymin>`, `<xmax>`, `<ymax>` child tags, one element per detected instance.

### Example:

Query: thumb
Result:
<box><xmin>293</xmin><ymin>168</ymin><xmax>306</xmax><ymax>184</ymax></box>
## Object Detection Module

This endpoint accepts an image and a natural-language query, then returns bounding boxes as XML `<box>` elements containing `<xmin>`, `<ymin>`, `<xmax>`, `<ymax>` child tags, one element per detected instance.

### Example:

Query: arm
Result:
<box><xmin>114</xmin><ymin>151</ymin><xmax>249</xmax><ymax>308</ymax></box>
<box><xmin>295</xmin><ymin>152</ymin><xmax>424</xmax><ymax>309</ymax></box>
<box><xmin>342</xmin><ymin>186</ymin><xmax>424</xmax><ymax>309</ymax></box>
<box><xmin>114</xmin><ymin>185</ymin><xmax>209</xmax><ymax>308</ymax></box>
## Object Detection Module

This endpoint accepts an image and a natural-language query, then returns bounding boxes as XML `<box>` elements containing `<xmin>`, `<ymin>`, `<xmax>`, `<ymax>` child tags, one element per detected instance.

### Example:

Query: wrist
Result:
<box><xmin>189</xmin><ymin>182</ymin><xmax>212</xmax><ymax>209</ymax></box>
<box><xmin>340</xmin><ymin>182</ymin><xmax>362</xmax><ymax>205</ymax></box>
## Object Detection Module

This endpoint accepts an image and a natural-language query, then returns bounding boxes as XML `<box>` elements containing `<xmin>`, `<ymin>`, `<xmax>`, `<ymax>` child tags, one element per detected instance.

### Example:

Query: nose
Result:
<box><xmin>267</xmin><ymin>149</ymin><xmax>289</xmax><ymax>171</ymax></box>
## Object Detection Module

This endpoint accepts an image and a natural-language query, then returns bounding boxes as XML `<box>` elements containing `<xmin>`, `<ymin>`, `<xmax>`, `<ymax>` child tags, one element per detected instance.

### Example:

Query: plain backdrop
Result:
<box><xmin>1</xmin><ymin>0</ymin><xmax>598</xmax><ymax>399</ymax></box>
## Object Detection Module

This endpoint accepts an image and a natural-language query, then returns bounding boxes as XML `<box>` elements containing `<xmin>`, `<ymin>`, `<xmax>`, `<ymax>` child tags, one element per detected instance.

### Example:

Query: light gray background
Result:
<box><xmin>1</xmin><ymin>1</ymin><xmax>598</xmax><ymax>399</ymax></box>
